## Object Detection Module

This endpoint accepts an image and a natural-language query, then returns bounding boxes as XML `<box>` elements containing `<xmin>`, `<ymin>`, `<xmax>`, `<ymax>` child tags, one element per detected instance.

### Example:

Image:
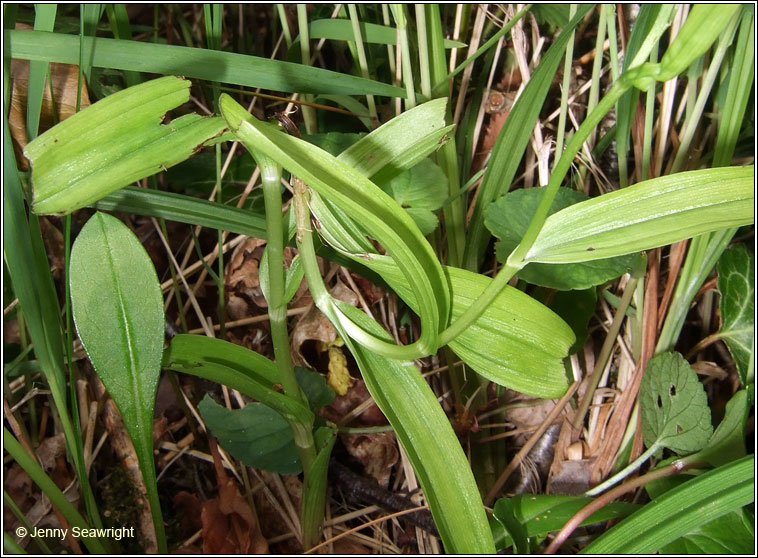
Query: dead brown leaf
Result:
<box><xmin>341</xmin><ymin>432</ymin><xmax>399</xmax><ymax>488</ymax></box>
<box><xmin>202</xmin><ymin>439</ymin><xmax>268</xmax><ymax>554</ymax></box>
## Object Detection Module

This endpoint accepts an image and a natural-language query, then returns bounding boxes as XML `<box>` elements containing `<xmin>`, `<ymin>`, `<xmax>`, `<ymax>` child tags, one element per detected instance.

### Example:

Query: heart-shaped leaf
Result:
<box><xmin>69</xmin><ymin>211</ymin><xmax>165</xmax><ymax>536</ymax></box>
<box><xmin>379</xmin><ymin>159</ymin><xmax>448</xmax><ymax>235</ymax></box>
<box><xmin>716</xmin><ymin>243</ymin><xmax>754</xmax><ymax>384</ymax></box>
<box><xmin>485</xmin><ymin>187</ymin><xmax>636</xmax><ymax>289</ymax></box>
<box><xmin>640</xmin><ymin>352</ymin><xmax>712</xmax><ymax>455</ymax></box>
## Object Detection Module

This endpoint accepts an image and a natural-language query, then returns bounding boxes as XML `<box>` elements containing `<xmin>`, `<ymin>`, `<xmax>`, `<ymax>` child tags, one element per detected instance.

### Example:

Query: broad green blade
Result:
<box><xmin>69</xmin><ymin>211</ymin><xmax>165</xmax><ymax>546</ymax></box>
<box><xmin>8</xmin><ymin>29</ymin><xmax>405</xmax><ymax>97</ymax></box>
<box><xmin>365</xmin><ymin>256</ymin><xmax>574</xmax><ymax>398</ymax></box>
<box><xmin>580</xmin><ymin>455</ymin><xmax>755</xmax><ymax>554</ymax></box>
<box><xmin>525</xmin><ymin>166</ymin><xmax>754</xmax><ymax>264</ymax></box>
<box><xmin>26</xmin><ymin>76</ymin><xmax>226</xmax><ymax>215</ymax></box>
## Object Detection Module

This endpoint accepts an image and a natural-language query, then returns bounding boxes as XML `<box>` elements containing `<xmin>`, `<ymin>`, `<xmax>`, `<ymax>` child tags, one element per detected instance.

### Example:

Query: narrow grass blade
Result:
<box><xmin>8</xmin><ymin>29</ymin><xmax>406</xmax><ymax>97</ymax></box>
<box><xmin>69</xmin><ymin>212</ymin><xmax>166</xmax><ymax>551</ymax></box>
<box><xmin>27</xmin><ymin>4</ymin><xmax>57</xmax><ymax>139</ymax></box>
<box><xmin>580</xmin><ymin>455</ymin><xmax>755</xmax><ymax>554</ymax></box>
<box><xmin>92</xmin><ymin>186</ymin><xmax>268</xmax><ymax>238</ymax></box>
<box><xmin>26</xmin><ymin>76</ymin><xmax>226</xmax><ymax>215</ymax></box>
<box><xmin>307</xmin><ymin>18</ymin><xmax>464</xmax><ymax>48</ymax></box>
<box><xmin>525</xmin><ymin>167</ymin><xmax>754</xmax><ymax>264</ymax></box>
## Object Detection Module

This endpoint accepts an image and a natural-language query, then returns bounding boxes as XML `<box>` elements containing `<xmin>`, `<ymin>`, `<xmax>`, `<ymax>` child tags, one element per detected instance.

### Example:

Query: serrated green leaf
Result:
<box><xmin>198</xmin><ymin>395</ymin><xmax>302</xmax><ymax>474</ymax></box>
<box><xmin>26</xmin><ymin>76</ymin><xmax>227</xmax><ymax>215</ymax></box>
<box><xmin>716</xmin><ymin>244</ymin><xmax>754</xmax><ymax>384</ymax></box>
<box><xmin>581</xmin><ymin>455</ymin><xmax>755</xmax><ymax>554</ymax></box>
<box><xmin>69</xmin><ymin>211</ymin><xmax>165</xmax><ymax>535</ymax></box>
<box><xmin>525</xmin><ymin>167</ymin><xmax>754</xmax><ymax>264</ymax></box>
<box><xmin>640</xmin><ymin>352</ymin><xmax>712</xmax><ymax>455</ymax></box>
<box><xmin>485</xmin><ymin>187</ymin><xmax>635</xmax><ymax>289</ymax></box>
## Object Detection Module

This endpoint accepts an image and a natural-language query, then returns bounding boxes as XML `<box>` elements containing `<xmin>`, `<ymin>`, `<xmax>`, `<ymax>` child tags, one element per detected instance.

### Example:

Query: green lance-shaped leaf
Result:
<box><xmin>219</xmin><ymin>94</ymin><xmax>450</xmax><ymax>359</ymax></box>
<box><xmin>640</xmin><ymin>352</ymin><xmax>712</xmax><ymax>455</ymax></box>
<box><xmin>524</xmin><ymin>166</ymin><xmax>754</xmax><ymax>264</ymax></box>
<box><xmin>657</xmin><ymin>4</ymin><xmax>741</xmax><ymax>81</ymax></box>
<box><xmin>716</xmin><ymin>244</ymin><xmax>754</xmax><ymax>384</ymax></box>
<box><xmin>69</xmin><ymin>211</ymin><xmax>165</xmax><ymax>546</ymax></box>
<box><xmin>580</xmin><ymin>455</ymin><xmax>755</xmax><ymax>554</ymax></box>
<box><xmin>26</xmin><ymin>75</ymin><xmax>226</xmax><ymax>215</ymax></box>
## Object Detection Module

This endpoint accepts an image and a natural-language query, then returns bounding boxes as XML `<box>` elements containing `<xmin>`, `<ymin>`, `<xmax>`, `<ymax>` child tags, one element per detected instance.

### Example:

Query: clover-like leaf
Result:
<box><xmin>640</xmin><ymin>352</ymin><xmax>712</xmax><ymax>455</ymax></box>
<box><xmin>716</xmin><ymin>244</ymin><xmax>754</xmax><ymax>384</ymax></box>
<box><xmin>485</xmin><ymin>187</ymin><xmax>635</xmax><ymax>290</ymax></box>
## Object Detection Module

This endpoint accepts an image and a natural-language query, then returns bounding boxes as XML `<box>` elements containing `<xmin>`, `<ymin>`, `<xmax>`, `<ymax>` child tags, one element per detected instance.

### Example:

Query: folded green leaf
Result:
<box><xmin>580</xmin><ymin>455</ymin><xmax>755</xmax><ymax>554</ymax></box>
<box><xmin>525</xmin><ymin>167</ymin><xmax>754</xmax><ymax>264</ymax></box>
<box><xmin>379</xmin><ymin>159</ymin><xmax>448</xmax><ymax>235</ymax></box>
<box><xmin>220</xmin><ymin>94</ymin><xmax>450</xmax><ymax>358</ymax></box>
<box><xmin>659</xmin><ymin>507</ymin><xmax>754</xmax><ymax>554</ymax></box>
<box><xmin>640</xmin><ymin>352</ymin><xmax>712</xmax><ymax>455</ymax></box>
<box><xmin>486</xmin><ymin>187</ymin><xmax>636</xmax><ymax>290</ymax></box>
<box><xmin>492</xmin><ymin>494</ymin><xmax>638</xmax><ymax>551</ymax></box>
<box><xmin>26</xmin><ymin>76</ymin><xmax>226</xmax><ymax>215</ymax></box>
<box><xmin>69</xmin><ymin>211</ymin><xmax>165</xmax><ymax>543</ymax></box>
<box><xmin>716</xmin><ymin>244</ymin><xmax>754</xmax><ymax>384</ymax></box>
<box><xmin>162</xmin><ymin>334</ymin><xmax>313</xmax><ymax>426</ymax></box>
<box><xmin>329</xmin><ymin>300</ymin><xmax>495</xmax><ymax>554</ymax></box>
<box><xmin>695</xmin><ymin>388</ymin><xmax>750</xmax><ymax>467</ymax></box>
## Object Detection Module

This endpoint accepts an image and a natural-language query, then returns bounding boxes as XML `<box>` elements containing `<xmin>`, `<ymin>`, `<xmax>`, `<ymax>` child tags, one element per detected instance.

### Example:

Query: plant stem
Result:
<box><xmin>260</xmin><ymin>159</ymin><xmax>321</xmax><ymax>547</ymax></box>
